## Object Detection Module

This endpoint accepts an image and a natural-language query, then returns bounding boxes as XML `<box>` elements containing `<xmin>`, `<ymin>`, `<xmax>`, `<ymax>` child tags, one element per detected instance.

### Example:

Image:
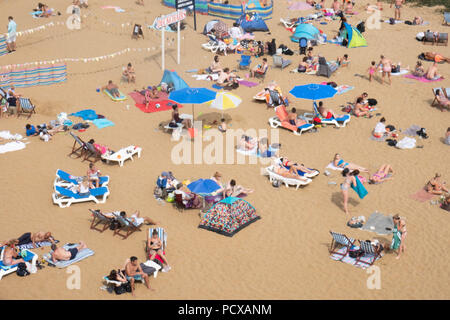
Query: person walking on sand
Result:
<box><xmin>390</xmin><ymin>215</ymin><xmax>407</xmax><ymax>259</ymax></box>
<box><xmin>377</xmin><ymin>55</ymin><xmax>392</xmax><ymax>85</ymax></box>
<box><xmin>6</xmin><ymin>16</ymin><xmax>17</xmax><ymax>53</ymax></box>
<box><xmin>390</xmin><ymin>0</ymin><xmax>404</xmax><ymax>21</ymax></box>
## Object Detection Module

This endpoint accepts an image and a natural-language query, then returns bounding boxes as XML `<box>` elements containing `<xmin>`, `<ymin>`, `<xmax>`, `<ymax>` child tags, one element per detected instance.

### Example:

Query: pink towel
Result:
<box><xmin>237</xmin><ymin>80</ymin><xmax>259</xmax><ymax>87</ymax></box>
<box><xmin>287</xmin><ymin>2</ymin><xmax>313</xmax><ymax>11</ymax></box>
<box><xmin>410</xmin><ymin>188</ymin><xmax>434</xmax><ymax>202</ymax></box>
<box><xmin>403</xmin><ymin>74</ymin><xmax>444</xmax><ymax>83</ymax></box>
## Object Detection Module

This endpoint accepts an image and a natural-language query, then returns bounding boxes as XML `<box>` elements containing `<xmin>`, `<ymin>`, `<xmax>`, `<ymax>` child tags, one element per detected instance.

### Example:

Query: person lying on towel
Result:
<box><xmin>14</xmin><ymin>231</ymin><xmax>55</xmax><ymax>248</ymax></box>
<box><xmin>51</xmin><ymin>241</ymin><xmax>87</xmax><ymax>262</ymax></box>
<box><xmin>102</xmin><ymin>80</ymin><xmax>121</xmax><ymax>98</ymax></box>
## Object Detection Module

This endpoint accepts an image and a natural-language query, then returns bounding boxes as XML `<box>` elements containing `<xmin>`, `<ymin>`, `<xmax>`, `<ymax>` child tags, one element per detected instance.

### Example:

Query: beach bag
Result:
<box><xmin>405</xmin><ymin>20</ymin><xmax>412</xmax><ymax>25</ymax></box>
<box><xmin>356</xmin><ymin>21</ymin><xmax>365</xmax><ymax>33</ymax></box>
<box><xmin>367</xmin><ymin>98</ymin><xmax>377</xmax><ymax>106</ymax></box>
<box><xmin>109</xmin><ymin>219</ymin><xmax>120</xmax><ymax>230</ymax></box>
<box><xmin>386</xmin><ymin>139</ymin><xmax>397</xmax><ymax>147</ymax></box>
<box><xmin>16</xmin><ymin>263</ymin><xmax>30</xmax><ymax>277</ymax></box>
<box><xmin>114</xmin><ymin>282</ymin><xmax>131</xmax><ymax>295</ymax></box>
<box><xmin>416</xmin><ymin>32</ymin><xmax>424</xmax><ymax>41</ymax></box>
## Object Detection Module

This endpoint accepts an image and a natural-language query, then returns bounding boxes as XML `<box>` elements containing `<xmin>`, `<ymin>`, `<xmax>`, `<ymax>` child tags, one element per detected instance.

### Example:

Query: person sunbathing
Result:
<box><xmin>76</xmin><ymin>177</ymin><xmax>92</xmax><ymax>196</ymax></box>
<box><xmin>412</xmin><ymin>16</ymin><xmax>423</xmax><ymax>25</ymax></box>
<box><xmin>273</xmin><ymin>162</ymin><xmax>309</xmax><ymax>182</ymax></box>
<box><xmin>426</xmin><ymin>173</ymin><xmax>449</xmax><ymax>195</ymax></box>
<box><xmin>120</xmin><ymin>211</ymin><xmax>157</xmax><ymax>226</ymax></box>
<box><xmin>16</xmin><ymin>231</ymin><xmax>55</xmax><ymax>248</ymax></box>
<box><xmin>373</xmin><ymin>117</ymin><xmax>396</xmax><ymax>138</ymax></box>
<box><xmin>171</xmin><ymin>104</ymin><xmax>192</xmax><ymax>129</ymax></box>
<box><xmin>317</xmin><ymin>101</ymin><xmax>342</xmax><ymax>119</ymax></box>
<box><xmin>423</xmin><ymin>52</ymin><xmax>450</xmax><ymax>63</ymax></box>
<box><xmin>353</xmin><ymin>97</ymin><xmax>372</xmax><ymax>117</ymax></box>
<box><xmin>123</xmin><ymin>63</ymin><xmax>136</xmax><ymax>83</ymax></box>
<box><xmin>50</xmin><ymin>241</ymin><xmax>87</xmax><ymax>263</ymax></box>
<box><xmin>102</xmin><ymin>80</ymin><xmax>121</xmax><ymax>98</ymax></box>
<box><xmin>237</xmin><ymin>134</ymin><xmax>257</xmax><ymax>151</ymax></box>
<box><xmin>87</xmin><ymin>162</ymin><xmax>101</xmax><ymax>188</ymax></box>
<box><xmin>124</xmin><ymin>256</ymin><xmax>152</xmax><ymax>295</ymax></box>
<box><xmin>108</xmin><ymin>269</ymin><xmax>127</xmax><ymax>284</ymax></box>
<box><xmin>174</xmin><ymin>183</ymin><xmax>202</xmax><ymax>209</ymax></box>
<box><xmin>333</xmin><ymin>153</ymin><xmax>369</xmax><ymax>173</ymax></box>
<box><xmin>37</xmin><ymin>3</ymin><xmax>52</xmax><ymax>18</ymax></box>
<box><xmin>425</xmin><ymin>62</ymin><xmax>444</xmax><ymax>80</ymax></box>
<box><xmin>297</xmin><ymin>57</ymin><xmax>313</xmax><ymax>73</ymax></box>
<box><xmin>216</xmin><ymin>68</ymin><xmax>238</xmax><ymax>88</ymax></box>
<box><xmin>210</xmin><ymin>171</ymin><xmax>225</xmax><ymax>199</ymax></box>
<box><xmin>250</xmin><ymin>58</ymin><xmax>268</xmax><ymax>78</ymax></box>
<box><xmin>224</xmin><ymin>179</ymin><xmax>254</xmax><ymax>197</ymax></box>
<box><xmin>435</xmin><ymin>89</ymin><xmax>450</xmax><ymax>111</ymax></box>
<box><xmin>147</xmin><ymin>229</ymin><xmax>171</xmax><ymax>272</ymax></box>
<box><xmin>2</xmin><ymin>240</ymin><xmax>26</xmax><ymax>266</ymax></box>
<box><xmin>278</xmin><ymin>157</ymin><xmax>317</xmax><ymax>176</ymax></box>
<box><xmin>288</xmin><ymin>108</ymin><xmax>309</xmax><ymax>127</ymax></box>
<box><xmin>369</xmin><ymin>164</ymin><xmax>394</xmax><ymax>184</ymax></box>
<box><xmin>88</xmin><ymin>139</ymin><xmax>114</xmax><ymax>155</ymax></box>
<box><xmin>412</xmin><ymin>61</ymin><xmax>425</xmax><ymax>77</ymax></box>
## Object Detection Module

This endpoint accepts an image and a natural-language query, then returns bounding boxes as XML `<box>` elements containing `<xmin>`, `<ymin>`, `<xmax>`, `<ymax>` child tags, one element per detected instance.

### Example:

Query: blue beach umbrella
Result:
<box><xmin>187</xmin><ymin>179</ymin><xmax>221</xmax><ymax>196</ymax></box>
<box><xmin>289</xmin><ymin>83</ymin><xmax>337</xmax><ymax>101</ymax></box>
<box><xmin>169</xmin><ymin>87</ymin><xmax>217</xmax><ymax>120</ymax></box>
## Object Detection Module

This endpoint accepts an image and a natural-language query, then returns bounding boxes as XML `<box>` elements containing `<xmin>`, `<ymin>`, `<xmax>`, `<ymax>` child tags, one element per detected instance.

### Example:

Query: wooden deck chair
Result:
<box><xmin>329</xmin><ymin>231</ymin><xmax>355</xmax><ymax>261</ymax></box>
<box><xmin>432</xmin><ymin>87</ymin><xmax>450</xmax><ymax>110</ymax></box>
<box><xmin>17</xmin><ymin>98</ymin><xmax>36</xmax><ymax>118</ymax></box>
<box><xmin>173</xmin><ymin>192</ymin><xmax>186</xmax><ymax>212</ymax></box>
<box><xmin>89</xmin><ymin>209</ymin><xmax>114</xmax><ymax>233</ymax></box>
<box><xmin>83</xmin><ymin>142</ymin><xmax>102</xmax><ymax>163</ymax></box>
<box><xmin>355</xmin><ymin>240</ymin><xmax>381</xmax><ymax>267</ymax></box>
<box><xmin>113</xmin><ymin>214</ymin><xmax>142</xmax><ymax>240</ymax></box>
<box><xmin>68</xmin><ymin>132</ymin><xmax>87</xmax><ymax>158</ymax></box>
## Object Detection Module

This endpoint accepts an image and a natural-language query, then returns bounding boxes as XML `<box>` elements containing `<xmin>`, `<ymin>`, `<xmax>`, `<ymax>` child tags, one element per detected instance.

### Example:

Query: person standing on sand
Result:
<box><xmin>390</xmin><ymin>215</ymin><xmax>407</xmax><ymax>259</ymax></box>
<box><xmin>390</xmin><ymin>0</ymin><xmax>404</xmax><ymax>21</ymax></box>
<box><xmin>377</xmin><ymin>55</ymin><xmax>392</xmax><ymax>85</ymax></box>
<box><xmin>6</xmin><ymin>16</ymin><xmax>16</xmax><ymax>53</ymax></box>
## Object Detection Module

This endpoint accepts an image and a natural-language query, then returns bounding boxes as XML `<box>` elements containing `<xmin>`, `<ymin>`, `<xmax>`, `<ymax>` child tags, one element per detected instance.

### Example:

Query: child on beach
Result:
<box><xmin>87</xmin><ymin>163</ymin><xmax>101</xmax><ymax>188</ymax></box>
<box><xmin>368</xmin><ymin>61</ymin><xmax>376</xmax><ymax>82</ymax></box>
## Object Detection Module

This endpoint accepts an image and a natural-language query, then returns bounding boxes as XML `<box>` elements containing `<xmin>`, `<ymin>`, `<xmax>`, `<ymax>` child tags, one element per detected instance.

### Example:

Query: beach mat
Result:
<box><xmin>330</xmin><ymin>246</ymin><xmax>380</xmax><ymax>269</ymax></box>
<box><xmin>410</xmin><ymin>188</ymin><xmax>434</xmax><ymax>202</ymax></box>
<box><xmin>326</xmin><ymin>162</ymin><xmax>344</xmax><ymax>171</ymax></box>
<box><xmin>237</xmin><ymin>80</ymin><xmax>259</xmax><ymax>87</ymax></box>
<box><xmin>43</xmin><ymin>243</ymin><xmax>94</xmax><ymax>268</ymax></box>
<box><xmin>135</xmin><ymin>100</ymin><xmax>180</xmax><ymax>113</ymax></box>
<box><xmin>104</xmin><ymin>89</ymin><xmax>127</xmax><ymax>101</ymax></box>
<box><xmin>361</xmin><ymin>212</ymin><xmax>394</xmax><ymax>235</ymax></box>
<box><xmin>16</xmin><ymin>239</ymin><xmax>60</xmax><ymax>250</ymax></box>
<box><xmin>403</xmin><ymin>74</ymin><xmax>443</xmax><ymax>83</ymax></box>
<box><xmin>92</xmin><ymin>118</ymin><xmax>114</xmax><ymax>129</ymax></box>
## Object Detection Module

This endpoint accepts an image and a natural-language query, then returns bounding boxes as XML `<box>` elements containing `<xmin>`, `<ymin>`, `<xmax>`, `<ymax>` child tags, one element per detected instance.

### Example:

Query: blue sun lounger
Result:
<box><xmin>54</xmin><ymin>169</ymin><xmax>109</xmax><ymax>188</ymax></box>
<box><xmin>52</xmin><ymin>185</ymin><xmax>110</xmax><ymax>208</ymax></box>
<box><xmin>43</xmin><ymin>243</ymin><xmax>95</xmax><ymax>268</ymax></box>
<box><xmin>304</xmin><ymin>102</ymin><xmax>351</xmax><ymax>128</ymax></box>
<box><xmin>0</xmin><ymin>247</ymin><xmax>38</xmax><ymax>280</ymax></box>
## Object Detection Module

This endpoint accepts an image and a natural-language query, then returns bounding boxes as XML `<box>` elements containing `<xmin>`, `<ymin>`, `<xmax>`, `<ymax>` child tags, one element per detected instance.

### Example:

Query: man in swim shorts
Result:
<box><xmin>390</xmin><ymin>0</ymin><xmax>404</xmax><ymax>21</ymax></box>
<box><xmin>50</xmin><ymin>241</ymin><xmax>87</xmax><ymax>263</ymax></box>
<box><xmin>124</xmin><ymin>256</ymin><xmax>152</xmax><ymax>296</ymax></box>
<box><xmin>102</xmin><ymin>80</ymin><xmax>121</xmax><ymax>98</ymax></box>
<box><xmin>17</xmin><ymin>231</ymin><xmax>55</xmax><ymax>248</ymax></box>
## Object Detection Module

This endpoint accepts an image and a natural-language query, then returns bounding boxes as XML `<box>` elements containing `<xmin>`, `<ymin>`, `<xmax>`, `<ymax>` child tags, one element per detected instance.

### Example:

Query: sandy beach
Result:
<box><xmin>0</xmin><ymin>0</ymin><xmax>449</xmax><ymax>300</ymax></box>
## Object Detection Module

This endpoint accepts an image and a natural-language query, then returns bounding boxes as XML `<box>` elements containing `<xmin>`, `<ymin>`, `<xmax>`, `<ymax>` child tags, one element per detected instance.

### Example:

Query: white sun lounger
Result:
<box><xmin>0</xmin><ymin>247</ymin><xmax>38</xmax><ymax>280</ymax></box>
<box><xmin>265</xmin><ymin>165</ymin><xmax>312</xmax><ymax>189</ymax></box>
<box><xmin>52</xmin><ymin>185</ymin><xmax>110</xmax><ymax>208</ymax></box>
<box><xmin>163</xmin><ymin>114</ymin><xmax>194</xmax><ymax>132</ymax></box>
<box><xmin>101</xmin><ymin>146</ymin><xmax>142</xmax><ymax>167</ymax></box>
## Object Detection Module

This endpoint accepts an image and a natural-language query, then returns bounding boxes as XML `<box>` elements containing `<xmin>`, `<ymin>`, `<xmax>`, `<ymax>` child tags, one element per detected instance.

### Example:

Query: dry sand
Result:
<box><xmin>0</xmin><ymin>0</ymin><xmax>449</xmax><ymax>299</ymax></box>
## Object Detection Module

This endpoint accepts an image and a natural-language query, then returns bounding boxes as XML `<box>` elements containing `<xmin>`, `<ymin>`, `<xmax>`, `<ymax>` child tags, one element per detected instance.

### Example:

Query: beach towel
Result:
<box><xmin>326</xmin><ymin>162</ymin><xmax>344</xmax><ymax>171</ymax></box>
<box><xmin>361</xmin><ymin>212</ymin><xmax>394</xmax><ymax>235</ymax></box>
<box><xmin>101</xmin><ymin>6</ymin><xmax>125</xmax><ymax>13</ymax></box>
<box><xmin>410</xmin><ymin>188</ymin><xmax>434</xmax><ymax>202</ymax></box>
<box><xmin>69</xmin><ymin>109</ymin><xmax>98</xmax><ymax>121</ymax></box>
<box><xmin>396</xmin><ymin>136</ymin><xmax>416</xmax><ymax>149</ymax></box>
<box><xmin>287</xmin><ymin>2</ymin><xmax>313</xmax><ymax>11</ymax></box>
<box><xmin>237</xmin><ymin>80</ymin><xmax>259</xmax><ymax>88</ymax></box>
<box><xmin>43</xmin><ymin>243</ymin><xmax>94</xmax><ymax>268</ymax></box>
<box><xmin>330</xmin><ymin>246</ymin><xmax>380</xmax><ymax>269</ymax></box>
<box><xmin>0</xmin><ymin>141</ymin><xmax>27</xmax><ymax>154</ymax></box>
<box><xmin>92</xmin><ymin>118</ymin><xmax>115</xmax><ymax>129</ymax></box>
<box><xmin>403</xmin><ymin>74</ymin><xmax>443</xmax><ymax>83</ymax></box>
<box><xmin>351</xmin><ymin>176</ymin><xmax>368</xmax><ymax>199</ymax></box>
<box><xmin>135</xmin><ymin>100</ymin><xmax>179</xmax><ymax>113</ymax></box>
<box><xmin>192</xmin><ymin>74</ymin><xmax>219</xmax><ymax>81</ymax></box>
<box><xmin>380</xmin><ymin>69</ymin><xmax>409</xmax><ymax>76</ymax></box>
<box><xmin>0</xmin><ymin>131</ymin><xmax>23</xmax><ymax>140</ymax></box>
<box><xmin>128</xmin><ymin>91</ymin><xmax>169</xmax><ymax>105</ymax></box>
<box><xmin>320</xmin><ymin>84</ymin><xmax>354</xmax><ymax>95</ymax></box>
<box><xmin>104</xmin><ymin>89</ymin><xmax>127</xmax><ymax>101</ymax></box>
<box><xmin>403</xmin><ymin>125</ymin><xmax>421</xmax><ymax>137</ymax></box>
<box><xmin>16</xmin><ymin>240</ymin><xmax>60</xmax><ymax>250</ymax></box>
<box><xmin>384</xmin><ymin>20</ymin><xmax>404</xmax><ymax>24</ymax></box>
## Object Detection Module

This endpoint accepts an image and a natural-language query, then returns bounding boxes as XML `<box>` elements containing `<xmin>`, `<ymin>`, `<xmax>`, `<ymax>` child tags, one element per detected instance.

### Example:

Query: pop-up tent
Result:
<box><xmin>343</xmin><ymin>22</ymin><xmax>367</xmax><ymax>48</ymax></box>
<box><xmin>236</xmin><ymin>12</ymin><xmax>269</xmax><ymax>32</ymax></box>
<box><xmin>198</xmin><ymin>197</ymin><xmax>260</xmax><ymax>237</ymax></box>
<box><xmin>291</xmin><ymin>23</ymin><xmax>320</xmax><ymax>42</ymax></box>
<box><xmin>159</xmin><ymin>70</ymin><xmax>189</xmax><ymax>91</ymax></box>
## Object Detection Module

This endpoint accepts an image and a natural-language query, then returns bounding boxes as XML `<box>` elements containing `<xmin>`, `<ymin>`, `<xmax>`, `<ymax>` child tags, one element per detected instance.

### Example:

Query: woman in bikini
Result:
<box><xmin>369</xmin><ymin>164</ymin><xmax>394</xmax><ymax>184</ymax></box>
<box><xmin>238</xmin><ymin>135</ymin><xmax>257</xmax><ymax>151</ymax></box>
<box><xmin>333</xmin><ymin>153</ymin><xmax>369</xmax><ymax>173</ymax></box>
<box><xmin>171</xmin><ymin>104</ymin><xmax>192</xmax><ymax>129</ymax></box>
<box><xmin>340</xmin><ymin>168</ymin><xmax>358</xmax><ymax>215</ymax></box>
<box><xmin>273</xmin><ymin>162</ymin><xmax>309</xmax><ymax>182</ymax></box>
<box><xmin>278</xmin><ymin>157</ymin><xmax>318</xmax><ymax>177</ymax></box>
<box><xmin>147</xmin><ymin>229</ymin><xmax>171</xmax><ymax>272</ymax></box>
<box><xmin>426</xmin><ymin>173</ymin><xmax>449</xmax><ymax>195</ymax></box>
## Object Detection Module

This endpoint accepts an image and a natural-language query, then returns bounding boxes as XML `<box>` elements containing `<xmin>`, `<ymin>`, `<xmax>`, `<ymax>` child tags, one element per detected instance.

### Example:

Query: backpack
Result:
<box><xmin>114</xmin><ymin>281</ymin><xmax>131</xmax><ymax>295</ymax></box>
<box><xmin>368</xmin><ymin>98</ymin><xmax>377</xmax><ymax>106</ymax></box>
<box><xmin>109</xmin><ymin>219</ymin><xmax>120</xmax><ymax>230</ymax></box>
<box><xmin>356</xmin><ymin>21</ymin><xmax>365</xmax><ymax>33</ymax></box>
<box><xmin>16</xmin><ymin>262</ymin><xmax>30</xmax><ymax>277</ymax></box>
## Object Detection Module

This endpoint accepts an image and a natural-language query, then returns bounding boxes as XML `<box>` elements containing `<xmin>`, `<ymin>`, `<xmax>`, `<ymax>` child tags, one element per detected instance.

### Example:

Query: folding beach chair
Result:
<box><xmin>238</xmin><ymin>55</ymin><xmax>251</xmax><ymax>70</ymax></box>
<box><xmin>272</xmin><ymin>54</ymin><xmax>292</xmax><ymax>70</ymax></box>
<box><xmin>355</xmin><ymin>240</ymin><xmax>381</xmax><ymax>267</ymax></box>
<box><xmin>68</xmin><ymin>132</ymin><xmax>88</xmax><ymax>158</ymax></box>
<box><xmin>329</xmin><ymin>231</ymin><xmax>355</xmax><ymax>261</ymax></box>
<box><xmin>113</xmin><ymin>214</ymin><xmax>142</xmax><ymax>240</ymax></box>
<box><xmin>145</xmin><ymin>227</ymin><xmax>167</xmax><ymax>269</ymax></box>
<box><xmin>444</xmin><ymin>12</ymin><xmax>450</xmax><ymax>26</ymax></box>
<box><xmin>254</xmin><ymin>65</ymin><xmax>268</xmax><ymax>82</ymax></box>
<box><xmin>173</xmin><ymin>192</ymin><xmax>186</xmax><ymax>212</ymax></box>
<box><xmin>52</xmin><ymin>185</ymin><xmax>110</xmax><ymax>208</ymax></box>
<box><xmin>17</xmin><ymin>98</ymin><xmax>36</xmax><ymax>118</ymax></box>
<box><xmin>431</xmin><ymin>88</ymin><xmax>450</xmax><ymax>110</ymax></box>
<box><xmin>298</xmin><ymin>37</ymin><xmax>308</xmax><ymax>55</ymax></box>
<box><xmin>83</xmin><ymin>142</ymin><xmax>102</xmax><ymax>163</ymax></box>
<box><xmin>89</xmin><ymin>209</ymin><xmax>114</xmax><ymax>233</ymax></box>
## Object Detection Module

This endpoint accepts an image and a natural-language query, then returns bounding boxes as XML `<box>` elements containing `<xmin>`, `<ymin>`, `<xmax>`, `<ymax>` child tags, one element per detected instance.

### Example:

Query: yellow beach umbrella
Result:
<box><xmin>208</xmin><ymin>91</ymin><xmax>242</xmax><ymax>112</ymax></box>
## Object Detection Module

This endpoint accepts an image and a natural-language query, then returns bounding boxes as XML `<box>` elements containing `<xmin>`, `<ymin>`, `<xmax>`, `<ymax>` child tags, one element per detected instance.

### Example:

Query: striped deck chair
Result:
<box><xmin>355</xmin><ymin>240</ymin><xmax>381</xmax><ymax>267</ymax></box>
<box><xmin>329</xmin><ymin>231</ymin><xmax>355</xmax><ymax>261</ymax></box>
<box><xmin>113</xmin><ymin>213</ymin><xmax>142</xmax><ymax>240</ymax></box>
<box><xmin>89</xmin><ymin>209</ymin><xmax>114</xmax><ymax>233</ymax></box>
<box><xmin>146</xmin><ymin>227</ymin><xmax>167</xmax><ymax>265</ymax></box>
<box><xmin>17</xmin><ymin>98</ymin><xmax>36</xmax><ymax>118</ymax></box>
<box><xmin>444</xmin><ymin>12</ymin><xmax>450</xmax><ymax>26</ymax></box>
<box><xmin>83</xmin><ymin>142</ymin><xmax>102</xmax><ymax>163</ymax></box>
<box><xmin>68</xmin><ymin>132</ymin><xmax>87</xmax><ymax>158</ymax></box>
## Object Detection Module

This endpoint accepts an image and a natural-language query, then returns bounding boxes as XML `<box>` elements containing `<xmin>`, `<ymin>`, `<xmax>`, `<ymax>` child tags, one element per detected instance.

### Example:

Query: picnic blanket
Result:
<box><xmin>360</xmin><ymin>212</ymin><xmax>394</xmax><ymax>235</ymax></box>
<box><xmin>43</xmin><ymin>243</ymin><xmax>94</xmax><ymax>268</ymax></box>
<box><xmin>69</xmin><ymin>109</ymin><xmax>98</xmax><ymax>121</ymax></box>
<box><xmin>330</xmin><ymin>246</ymin><xmax>381</xmax><ymax>269</ymax></box>
<box><xmin>410</xmin><ymin>188</ymin><xmax>434</xmax><ymax>202</ymax></box>
<box><xmin>17</xmin><ymin>239</ymin><xmax>60</xmax><ymax>250</ymax></box>
<box><xmin>403</xmin><ymin>74</ymin><xmax>443</xmax><ymax>82</ymax></box>
<box><xmin>135</xmin><ymin>100</ymin><xmax>179</xmax><ymax>113</ymax></box>
<box><xmin>403</xmin><ymin>124</ymin><xmax>421</xmax><ymax>137</ymax></box>
<box><xmin>92</xmin><ymin>118</ymin><xmax>115</xmax><ymax>129</ymax></box>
